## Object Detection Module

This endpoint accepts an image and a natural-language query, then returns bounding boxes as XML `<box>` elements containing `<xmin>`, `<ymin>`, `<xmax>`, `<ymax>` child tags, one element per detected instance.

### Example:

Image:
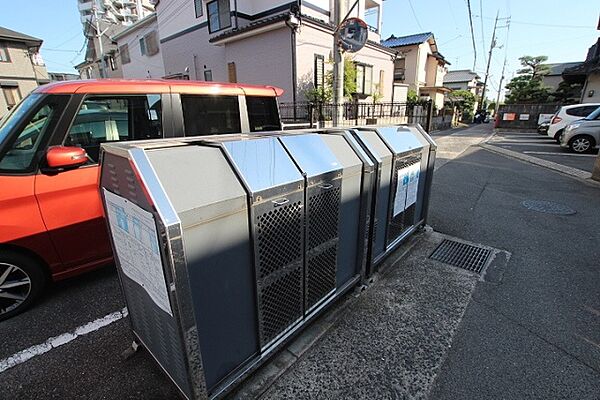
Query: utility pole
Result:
<box><xmin>495</xmin><ymin>58</ymin><xmax>506</xmax><ymax>115</ymax></box>
<box><xmin>93</xmin><ymin>4</ymin><xmax>106</xmax><ymax>78</ymax></box>
<box><xmin>479</xmin><ymin>10</ymin><xmax>499</xmax><ymax>113</ymax></box>
<box><xmin>332</xmin><ymin>0</ymin><xmax>346</xmax><ymax>126</ymax></box>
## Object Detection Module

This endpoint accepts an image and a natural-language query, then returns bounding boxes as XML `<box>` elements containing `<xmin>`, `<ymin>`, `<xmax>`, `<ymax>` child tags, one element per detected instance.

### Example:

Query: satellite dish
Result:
<box><xmin>337</xmin><ymin>17</ymin><xmax>368</xmax><ymax>53</ymax></box>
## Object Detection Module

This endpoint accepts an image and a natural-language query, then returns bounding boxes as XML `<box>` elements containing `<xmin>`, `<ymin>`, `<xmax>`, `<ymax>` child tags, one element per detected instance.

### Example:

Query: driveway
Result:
<box><xmin>488</xmin><ymin>130</ymin><xmax>598</xmax><ymax>172</ymax></box>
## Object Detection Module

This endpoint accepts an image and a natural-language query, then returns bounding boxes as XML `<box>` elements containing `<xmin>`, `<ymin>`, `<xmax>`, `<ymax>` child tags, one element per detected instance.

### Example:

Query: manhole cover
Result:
<box><xmin>430</xmin><ymin>239</ymin><xmax>492</xmax><ymax>274</ymax></box>
<box><xmin>521</xmin><ymin>200</ymin><xmax>576</xmax><ymax>215</ymax></box>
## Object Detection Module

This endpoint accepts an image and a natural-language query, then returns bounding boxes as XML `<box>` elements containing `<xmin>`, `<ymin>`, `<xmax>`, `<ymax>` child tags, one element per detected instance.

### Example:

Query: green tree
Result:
<box><xmin>449</xmin><ymin>89</ymin><xmax>476</xmax><ymax>121</ymax></box>
<box><xmin>325</xmin><ymin>56</ymin><xmax>357</xmax><ymax>100</ymax></box>
<box><xmin>517</xmin><ymin>55</ymin><xmax>550</xmax><ymax>79</ymax></box>
<box><xmin>551</xmin><ymin>81</ymin><xmax>582</xmax><ymax>104</ymax></box>
<box><xmin>407</xmin><ymin>89</ymin><xmax>419</xmax><ymax>102</ymax></box>
<box><xmin>505</xmin><ymin>55</ymin><xmax>551</xmax><ymax>104</ymax></box>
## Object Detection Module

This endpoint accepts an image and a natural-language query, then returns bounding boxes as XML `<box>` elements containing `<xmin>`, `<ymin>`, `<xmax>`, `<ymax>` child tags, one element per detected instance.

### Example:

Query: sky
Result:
<box><xmin>380</xmin><ymin>0</ymin><xmax>599</xmax><ymax>101</ymax></box>
<box><xmin>0</xmin><ymin>0</ymin><xmax>598</xmax><ymax>101</ymax></box>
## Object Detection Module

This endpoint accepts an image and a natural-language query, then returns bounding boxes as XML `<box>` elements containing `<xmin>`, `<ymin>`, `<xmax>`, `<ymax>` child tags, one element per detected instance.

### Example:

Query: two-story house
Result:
<box><xmin>154</xmin><ymin>0</ymin><xmax>395</xmax><ymax>103</ymax></box>
<box><xmin>0</xmin><ymin>26</ymin><xmax>49</xmax><ymax>116</ymax></box>
<box><xmin>443</xmin><ymin>69</ymin><xmax>482</xmax><ymax>112</ymax></box>
<box><xmin>382</xmin><ymin>32</ymin><xmax>450</xmax><ymax>110</ymax></box>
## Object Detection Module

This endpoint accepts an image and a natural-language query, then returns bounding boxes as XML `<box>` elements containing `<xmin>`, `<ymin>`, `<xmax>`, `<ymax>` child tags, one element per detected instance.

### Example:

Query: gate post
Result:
<box><xmin>424</xmin><ymin>99</ymin><xmax>434</xmax><ymax>132</ymax></box>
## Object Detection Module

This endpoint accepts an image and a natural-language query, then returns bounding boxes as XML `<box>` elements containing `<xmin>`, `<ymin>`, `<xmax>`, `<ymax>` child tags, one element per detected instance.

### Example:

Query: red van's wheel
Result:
<box><xmin>0</xmin><ymin>251</ymin><xmax>47</xmax><ymax>321</ymax></box>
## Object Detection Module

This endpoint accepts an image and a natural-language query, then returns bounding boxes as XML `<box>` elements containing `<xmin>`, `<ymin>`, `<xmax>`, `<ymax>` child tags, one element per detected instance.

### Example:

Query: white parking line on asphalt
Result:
<box><xmin>0</xmin><ymin>308</ymin><xmax>127</xmax><ymax>373</ymax></box>
<box><xmin>492</xmin><ymin>142</ymin><xmax>558</xmax><ymax>147</ymax></box>
<box><xmin>523</xmin><ymin>151</ymin><xmax>597</xmax><ymax>158</ymax></box>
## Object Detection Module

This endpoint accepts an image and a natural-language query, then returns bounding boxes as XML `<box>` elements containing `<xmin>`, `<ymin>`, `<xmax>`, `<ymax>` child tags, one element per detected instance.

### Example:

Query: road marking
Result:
<box><xmin>523</xmin><ymin>151</ymin><xmax>597</xmax><ymax>158</ymax></box>
<box><xmin>492</xmin><ymin>142</ymin><xmax>559</xmax><ymax>147</ymax></box>
<box><xmin>0</xmin><ymin>308</ymin><xmax>127</xmax><ymax>373</ymax></box>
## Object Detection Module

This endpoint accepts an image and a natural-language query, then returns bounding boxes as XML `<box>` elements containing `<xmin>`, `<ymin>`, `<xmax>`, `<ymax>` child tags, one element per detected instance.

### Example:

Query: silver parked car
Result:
<box><xmin>560</xmin><ymin>106</ymin><xmax>600</xmax><ymax>153</ymax></box>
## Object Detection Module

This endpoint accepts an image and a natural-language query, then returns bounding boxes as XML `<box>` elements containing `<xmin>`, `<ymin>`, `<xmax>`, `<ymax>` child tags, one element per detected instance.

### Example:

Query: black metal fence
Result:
<box><xmin>279</xmin><ymin>100</ymin><xmax>435</xmax><ymax>131</ymax></box>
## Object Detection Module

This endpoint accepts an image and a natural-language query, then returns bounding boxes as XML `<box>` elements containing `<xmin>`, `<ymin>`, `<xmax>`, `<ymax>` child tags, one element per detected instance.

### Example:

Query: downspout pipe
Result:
<box><xmin>286</xmin><ymin>13</ymin><xmax>300</xmax><ymax>109</ymax></box>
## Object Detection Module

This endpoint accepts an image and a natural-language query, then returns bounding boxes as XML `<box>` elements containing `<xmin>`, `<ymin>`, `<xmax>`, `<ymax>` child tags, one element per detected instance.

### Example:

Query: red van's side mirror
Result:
<box><xmin>46</xmin><ymin>146</ymin><xmax>89</xmax><ymax>169</ymax></box>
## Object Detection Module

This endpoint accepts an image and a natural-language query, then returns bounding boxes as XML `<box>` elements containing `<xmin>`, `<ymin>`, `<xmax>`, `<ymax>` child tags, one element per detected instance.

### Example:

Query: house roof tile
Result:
<box><xmin>444</xmin><ymin>70</ymin><xmax>480</xmax><ymax>83</ymax></box>
<box><xmin>381</xmin><ymin>32</ymin><xmax>433</xmax><ymax>48</ymax></box>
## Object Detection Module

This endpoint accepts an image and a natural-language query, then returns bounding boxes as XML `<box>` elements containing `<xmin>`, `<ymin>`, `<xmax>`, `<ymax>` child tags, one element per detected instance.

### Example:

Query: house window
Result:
<box><xmin>0</xmin><ymin>42</ymin><xmax>10</xmax><ymax>62</ymax></box>
<box><xmin>194</xmin><ymin>0</ymin><xmax>203</xmax><ymax>17</ymax></box>
<box><xmin>204</xmin><ymin>69</ymin><xmax>213</xmax><ymax>81</ymax></box>
<box><xmin>355</xmin><ymin>63</ymin><xmax>373</xmax><ymax>96</ymax></box>
<box><xmin>139</xmin><ymin>37</ymin><xmax>146</xmax><ymax>56</ymax></box>
<box><xmin>2</xmin><ymin>86</ymin><xmax>21</xmax><ymax>110</ymax></box>
<box><xmin>314</xmin><ymin>55</ymin><xmax>325</xmax><ymax>89</ymax></box>
<box><xmin>120</xmin><ymin>44</ymin><xmax>130</xmax><ymax>64</ymax></box>
<box><xmin>139</xmin><ymin>31</ymin><xmax>159</xmax><ymax>57</ymax></box>
<box><xmin>227</xmin><ymin>62</ymin><xmax>237</xmax><ymax>83</ymax></box>
<box><xmin>207</xmin><ymin>0</ymin><xmax>231</xmax><ymax>33</ymax></box>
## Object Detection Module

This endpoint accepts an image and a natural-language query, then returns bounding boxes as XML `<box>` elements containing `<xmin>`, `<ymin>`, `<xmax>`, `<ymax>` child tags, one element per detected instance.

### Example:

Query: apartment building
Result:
<box><xmin>0</xmin><ymin>26</ymin><xmax>49</xmax><ymax>116</ymax></box>
<box><xmin>76</xmin><ymin>0</ymin><xmax>156</xmax><ymax>79</ymax></box>
<box><xmin>382</xmin><ymin>32</ymin><xmax>450</xmax><ymax>109</ymax></box>
<box><xmin>155</xmin><ymin>0</ymin><xmax>395</xmax><ymax>103</ymax></box>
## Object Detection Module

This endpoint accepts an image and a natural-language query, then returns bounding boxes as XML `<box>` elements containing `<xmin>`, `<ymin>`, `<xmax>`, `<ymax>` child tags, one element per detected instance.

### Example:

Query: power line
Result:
<box><xmin>466</xmin><ymin>0</ymin><xmax>477</xmax><ymax>70</ymax></box>
<box><xmin>480</xmin><ymin>16</ymin><xmax>593</xmax><ymax>29</ymax></box>
<box><xmin>407</xmin><ymin>0</ymin><xmax>423</xmax><ymax>31</ymax></box>
<box><xmin>479</xmin><ymin>0</ymin><xmax>486</xmax><ymax>66</ymax></box>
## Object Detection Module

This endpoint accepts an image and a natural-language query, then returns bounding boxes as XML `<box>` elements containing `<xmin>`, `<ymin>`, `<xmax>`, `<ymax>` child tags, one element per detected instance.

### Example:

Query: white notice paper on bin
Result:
<box><xmin>393</xmin><ymin>167</ymin><xmax>409</xmax><ymax>216</ymax></box>
<box><xmin>405</xmin><ymin>163</ymin><xmax>420</xmax><ymax>208</ymax></box>
<box><xmin>103</xmin><ymin>189</ymin><xmax>173</xmax><ymax>316</ymax></box>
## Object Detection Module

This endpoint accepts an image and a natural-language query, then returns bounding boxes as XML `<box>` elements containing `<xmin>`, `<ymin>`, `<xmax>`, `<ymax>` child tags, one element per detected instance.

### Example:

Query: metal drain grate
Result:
<box><xmin>521</xmin><ymin>200</ymin><xmax>576</xmax><ymax>215</ymax></box>
<box><xmin>430</xmin><ymin>239</ymin><xmax>492</xmax><ymax>273</ymax></box>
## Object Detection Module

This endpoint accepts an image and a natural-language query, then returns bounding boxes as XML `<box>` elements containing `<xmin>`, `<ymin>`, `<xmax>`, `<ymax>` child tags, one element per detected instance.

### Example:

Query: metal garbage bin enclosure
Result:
<box><xmin>99</xmin><ymin>124</ymin><xmax>435</xmax><ymax>399</ymax></box>
<box><xmin>347</xmin><ymin>124</ymin><xmax>436</xmax><ymax>272</ymax></box>
<box><xmin>100</xmin><ymin>132</ymin><xmax>364</xmax><ymax>399</ymax></box>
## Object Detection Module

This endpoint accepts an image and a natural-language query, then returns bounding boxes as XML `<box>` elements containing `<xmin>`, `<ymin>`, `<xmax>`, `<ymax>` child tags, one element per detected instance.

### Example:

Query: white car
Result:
<box><xmin>547</xmin><ymin>103</ymin><xmax>600</xmax><ymax>142</ymax></box>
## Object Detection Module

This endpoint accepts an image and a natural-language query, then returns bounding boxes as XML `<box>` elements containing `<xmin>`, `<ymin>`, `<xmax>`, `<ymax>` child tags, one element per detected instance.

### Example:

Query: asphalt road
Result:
<box><xmin>428</xmin><ymin>145</ymin><xmax>600</xmax><ymax>399</ymax></box>
<box><xmin>488</xmin><ymin>130</ymin><xmax>598</xmax><ymax>172</ymax></box>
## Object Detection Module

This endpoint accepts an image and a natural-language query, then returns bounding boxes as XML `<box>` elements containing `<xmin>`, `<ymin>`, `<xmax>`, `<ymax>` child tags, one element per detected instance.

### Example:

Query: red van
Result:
<box><xmin>0</xmin><ymin>79</ymin><xmax>283</xmax><ymax>320</ymax></box>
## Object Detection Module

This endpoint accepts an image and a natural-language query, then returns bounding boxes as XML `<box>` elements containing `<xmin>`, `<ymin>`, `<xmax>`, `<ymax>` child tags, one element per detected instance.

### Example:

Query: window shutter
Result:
<box><xmin>228</xmin><ymin>62</ymin><xmax>237</xmax><ymax>83</ymax></box>
<box><xmin>145</xmin><ymin>31</ymin><xmax>159</xmax><ymax>56</ymax></box>
<box><xmin>119</xmin><ymin>44</ymin><xmax>130</xmax><ymax>64</ymax></box>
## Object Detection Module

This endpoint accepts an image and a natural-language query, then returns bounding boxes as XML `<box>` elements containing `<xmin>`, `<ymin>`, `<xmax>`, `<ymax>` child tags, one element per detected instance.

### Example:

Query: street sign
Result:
<box><xmin>337</xmin><ymin>17</ymin><xmax>368</xmax><ymax>53</ymax></box>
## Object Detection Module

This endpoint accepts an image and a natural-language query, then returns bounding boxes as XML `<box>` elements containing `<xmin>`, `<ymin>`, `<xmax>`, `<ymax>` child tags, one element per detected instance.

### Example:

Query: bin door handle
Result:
<box><xmin>271</xmin><ymin>198</ymin><xmax>289</xmax><ymax>207</ymax></box>
<box><xmin>318</xmin><ymin>183</ymin><xmax>333</xmax><ymax>190</ymax></box>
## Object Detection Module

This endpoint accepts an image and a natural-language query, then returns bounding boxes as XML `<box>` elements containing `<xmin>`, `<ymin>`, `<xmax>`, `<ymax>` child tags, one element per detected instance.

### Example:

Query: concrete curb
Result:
<box><xmin>479</xmin><ymin>143</ymin><xmax>600</xmax><ymax>187</ymax></box>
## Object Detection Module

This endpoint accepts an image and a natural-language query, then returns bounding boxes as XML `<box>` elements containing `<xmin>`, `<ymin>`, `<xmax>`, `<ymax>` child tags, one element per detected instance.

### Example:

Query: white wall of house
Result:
<box><xmin>116</xmin><ymin>17</ymin><xmax>165</xmax><ymax>78</ymax></box>
<box><xmin>157</xmin><ymin>0</ymin><xmax>201</xmax><ymax>40</ymax></box>
<box><xmin>295</xmin><ymin>21</ymin><xmax>394</xmax><ymax>102</ymax></box>
<box><xmin>582</xmin><ymin>73</ymin><xmax>600</xmax><ymax>103</ymax></box>
<box><xmin>224</xmin><ymin>27</ymin><xmax>294</xmax><ymax>101</ymax></box>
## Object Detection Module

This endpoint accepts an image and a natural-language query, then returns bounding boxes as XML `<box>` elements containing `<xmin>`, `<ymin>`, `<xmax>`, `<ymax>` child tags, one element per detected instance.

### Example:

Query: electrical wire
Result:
<box><xmin>407</xmin><ymin>0</ymin><xmax>424</xmax><ymax>31</ymax></box>
<box><xmin>466</xmin><ymin>0</ymin><xmax>477</xmax><ymax>70</ymax></box>
<box><xmin>479</xmin><ymin>0</ymin><xmax>486</xmax><ymax>66</ymax></box>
